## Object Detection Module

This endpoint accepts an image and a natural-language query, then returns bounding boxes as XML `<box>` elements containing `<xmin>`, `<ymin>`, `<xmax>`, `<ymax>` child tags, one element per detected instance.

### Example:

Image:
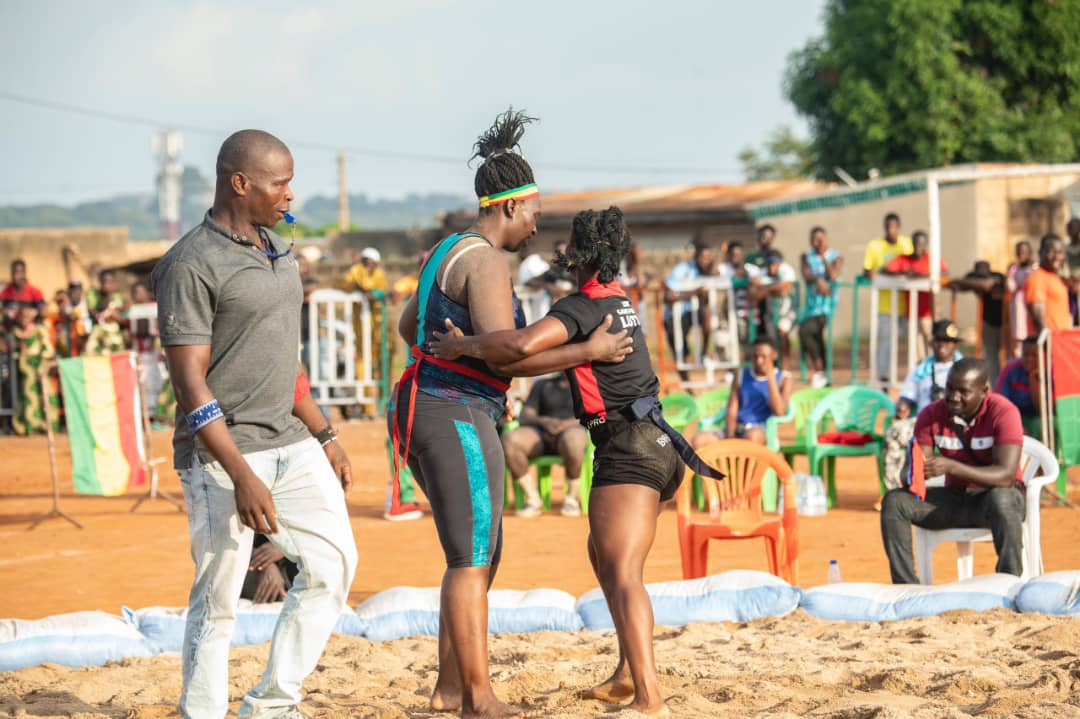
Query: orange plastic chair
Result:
<box><xmin>676</xmin><ymin>439</ymin><xmax>799</xmax><ymax>585</ymax></box>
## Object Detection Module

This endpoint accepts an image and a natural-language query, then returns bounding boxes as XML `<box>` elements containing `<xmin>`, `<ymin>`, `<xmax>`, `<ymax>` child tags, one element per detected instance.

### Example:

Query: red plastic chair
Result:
<box><xmin>675</xmin><ymin>439</ymin><xmax>799</xmax><ymax>585</ymax></box>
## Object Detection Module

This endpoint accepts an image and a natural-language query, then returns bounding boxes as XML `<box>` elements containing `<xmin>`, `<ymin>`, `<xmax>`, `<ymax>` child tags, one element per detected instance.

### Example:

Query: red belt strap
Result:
<box><xmin>389</xmin><ymin>346</ymin><xmax>510</xmax><ymax>510</ymax></box>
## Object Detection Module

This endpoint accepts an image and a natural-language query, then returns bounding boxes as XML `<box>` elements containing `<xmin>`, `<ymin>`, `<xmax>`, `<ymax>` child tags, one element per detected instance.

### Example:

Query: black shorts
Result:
<box><xmin>388</xmin><ymin>389</ymin><xmax>504</xmax><ymax>569</ymax></box>
<box><xmin>589</xmin><ymin>418</ymin><xmax>685</xmax><ymax>501</ymax></box>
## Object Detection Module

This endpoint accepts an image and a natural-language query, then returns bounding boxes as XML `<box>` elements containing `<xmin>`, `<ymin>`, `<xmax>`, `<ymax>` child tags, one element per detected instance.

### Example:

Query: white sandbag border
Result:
<box><xmin>2</xmin><ymin>570</ymin><xmax>1077</xmax><ymax>673</ymax></box>
<box><xmin>0</xmin><ymin>611</ymin><xmax>158</xmax><ymax>671</ymax></box>
<box><xmin>577</xmin><ymin>570</ymin><xmax>801</xmax><ymax>631</ymax></box>
<box><xmin>128</xmin><ymin>601</ymin><xmax>365</xmax><ymax>652</ymax></box>
<box><xmin>800</xmin><ymin>574</ymin><xmax>1025</xmax><ymax>622</ymax></box>
<box><xmin>356</xmin><ymin>587</ymin><xmax>583</xmax><ymax>642</ymax></box>
<box><xmin>1014</xmin><ymin>571</ymin><xmax>1080</xmax><ymax>615</ymax></box>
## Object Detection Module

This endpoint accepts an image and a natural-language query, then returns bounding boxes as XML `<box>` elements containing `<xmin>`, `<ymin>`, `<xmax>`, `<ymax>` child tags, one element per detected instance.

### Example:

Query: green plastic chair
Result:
<box><xmin>765</xmin><ymin>387</ymin><xmax>834</xmax><ymax>470</ymax></box>
<box><xmin>688</xmin><ymin>388</ymin><xmax>731</xmax><ymax>510</ymax></box>
<box><xmin>504</xmin><ymin>435</ymin><xmax>595</xmax><ymax>514</ymax></box>
<box><xmin>661</xmin><ymin>392</ymin><xmax>699</xmax><ymax>434</ymax></box>
<box><xmin>695</xmin><ymin>388</ymin><xmax>731</xmax><ymax>431</ymax></box>
<box><xmin>805</xmin><ymin>386</ymin><xmax>895</xmax><ymax>508</ymax></box>
<box><xmin>661</xmin><ymin>391</ymin><xmax>702</xmax><ymax>510</ymax></box>
<box><xmin>507</xmin><ymin>455</ymin><xmax>561</xmax><ymax>511</ymax></box>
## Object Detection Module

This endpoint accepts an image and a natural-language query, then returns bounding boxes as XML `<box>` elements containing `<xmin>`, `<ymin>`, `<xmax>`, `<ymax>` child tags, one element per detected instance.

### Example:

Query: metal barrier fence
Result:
<box><xmin>652</xmin><ymin>277</ymin><xmax>742</xmax><ymax>391</ymax></box>
<box><xmin>305</xmin><ymin>289</ymin><xmax>389</xmax><ymax>413</ymax></box>
<box><xmin>0</xmin><ymin>331</ymin><xmax>17</xmax><ymax>421</ymax></box>
<box><xmin>1036</xmin><ymin>328</ymin><xmax>1055</xmax><ymax>453</ymax></box>
<box><xmin>407</xmin><ymin>274</ymin><xmax>995</xmax><ymax>399</ymax></box>
<box><xmin>652</xmin><ymin>277</ymin><xmax>806</xmax><ymax>391</ymax></box>
<box><xmin>867</xmin><ymin>275</ymin><xmax>930</xmax><ymax>389</ymax></box>
<box><xmin>651</xmin><ymin>275</ymin><xmax>955</xmax><ymax>392</ymax></box>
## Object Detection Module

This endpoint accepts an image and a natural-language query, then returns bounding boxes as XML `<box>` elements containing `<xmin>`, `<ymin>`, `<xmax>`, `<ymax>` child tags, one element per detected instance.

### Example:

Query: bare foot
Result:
<box><xmin>580</xmin><ymin>672</ymin><xmax>635</xmax><ymax>703</ymax></box>
<box><xmin>429</xmin><ymin>687</ymin><xmax>462</xmax><ymax>712</ymax></box>
<box><xmin>629</xmin><ymin>699</ymin><xmax>670</xmax><ymax>717</ymax></box>
<box><xmin>462</xmin><ymin>697</ymin><xmax>523</xmax><ymax>718</ymax></box>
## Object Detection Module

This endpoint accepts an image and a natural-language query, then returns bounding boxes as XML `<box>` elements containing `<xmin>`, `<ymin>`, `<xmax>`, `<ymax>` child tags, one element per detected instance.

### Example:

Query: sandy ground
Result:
<box><xmin>2</xmin><ymin>610</ymin><xmax>1079</xmax><ymax>718</ymax></box>
<box><xmin>1</xmin><ymin>421</ymin><xmax>1079</xmax><ymax>717</ymax></box>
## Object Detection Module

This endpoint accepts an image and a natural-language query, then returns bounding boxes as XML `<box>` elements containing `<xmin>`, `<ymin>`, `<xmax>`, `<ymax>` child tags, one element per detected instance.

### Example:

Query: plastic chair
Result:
<box><xmin>675</xmin><ymin>439</ymin><xmax>799</xmax><ymax>585</ymax></box>
<box><xmin>805</xmin><ymin>386</ymin><xmax>895</xmax><ymax>507</ymax></box>
<box><xmin>695</xmin><ymin>388</ymin><xmax>731</xmax><ymax>431</ymax></box>
<box><xmin>505</xmin><ymin>439</ymin><xmax>594</xmax><ymax>513</ymax></box>
<box><xmin>765</xmin><ymin>386</ymin><xmax>832</xmax><ymax>470</ymax></box>
<box><xmin>578</xmin><ymin>440</ymin><xmax>596</xmax><ymax>514</ymax></box>
<box><xmin>691</xmin><ymin>388</ymin><xmax>731</xmax><ymax>511</ymax></box>
<box><xmin>660</xmin><ymin>392</ymin><xmax>699</xmax><ymax>434</ymax></box>
<box><xmin>914</xmin><ymin>435</ymin><xmax>1060</xmax><ymax>584</ymax></box>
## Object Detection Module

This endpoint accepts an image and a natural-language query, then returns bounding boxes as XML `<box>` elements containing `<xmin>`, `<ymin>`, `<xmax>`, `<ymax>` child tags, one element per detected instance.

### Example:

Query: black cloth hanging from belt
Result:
<box><xmin>626</xmin><ymin>396</ymin><xmax>726</xmax><ymax>480</ymax></box>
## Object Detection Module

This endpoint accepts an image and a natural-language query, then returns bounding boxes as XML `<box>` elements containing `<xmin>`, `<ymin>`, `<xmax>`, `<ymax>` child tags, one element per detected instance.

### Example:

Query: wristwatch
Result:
<box><xmin>313</xmin><ymin>425</ymin><xmax>338</xmax><ymax>447</ymax></box>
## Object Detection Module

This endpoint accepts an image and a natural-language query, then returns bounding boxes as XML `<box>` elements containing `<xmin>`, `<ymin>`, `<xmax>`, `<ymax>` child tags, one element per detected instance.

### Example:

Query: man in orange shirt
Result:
<box><xmin>1025</xmin><ymin>234</ymin><xmax>1071</xmax><ymax>333</ymax></box>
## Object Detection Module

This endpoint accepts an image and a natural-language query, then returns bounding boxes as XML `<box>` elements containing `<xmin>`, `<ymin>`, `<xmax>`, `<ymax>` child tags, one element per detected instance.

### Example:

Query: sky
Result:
<box><xmin>1</xmin><ymin>0</ymin><xmax>826</xmax><ymax>208</ymax></box>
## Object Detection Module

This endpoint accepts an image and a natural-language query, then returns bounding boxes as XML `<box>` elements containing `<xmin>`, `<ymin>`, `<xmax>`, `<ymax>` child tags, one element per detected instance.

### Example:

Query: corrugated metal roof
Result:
<box><xmin>537</xmin><ymin>179</ymin><xmax>829</xmax><ymax>217</ymax></box>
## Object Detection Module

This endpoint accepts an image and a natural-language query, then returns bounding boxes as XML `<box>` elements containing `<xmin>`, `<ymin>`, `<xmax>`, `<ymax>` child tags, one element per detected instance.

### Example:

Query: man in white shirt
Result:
<box><xmin>752</xmin><ymin>250</ymin><xmax>798</xmax><ymax>368</ymax></box>
<box><xmin>900</xmin><ymin>320</ymin><xmax>963</xmax><ymax>412</ymax></box>
<box><xmin>716</xmin><ymin>241</ymin><xmax>761</xmax><ymax>345</ymax></box>
<box><xmin>517</xmin><ymin>246</ymin><xmax>553</xmax><ymax>322</ymax></box>
<box><xmin>663</xmin><ymin>242</ymin><xmax>717</xmax><ymax>379</ymax></box>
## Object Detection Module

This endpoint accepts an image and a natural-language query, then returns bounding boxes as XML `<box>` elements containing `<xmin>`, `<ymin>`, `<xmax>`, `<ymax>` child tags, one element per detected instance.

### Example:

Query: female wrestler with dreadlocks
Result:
<box><xmin>389</xmin><ymin>110</ymin><xmax>633</xmax><ymax>719</ymax></box>
<box><xmin>430</xmin><ymin>207</ymin><xmax>724</xmax><ymax>718</ymax></box>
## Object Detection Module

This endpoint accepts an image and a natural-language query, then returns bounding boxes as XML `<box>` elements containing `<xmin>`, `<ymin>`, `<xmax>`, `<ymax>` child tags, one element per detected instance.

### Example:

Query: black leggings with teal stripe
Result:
<box><xmin>389</xmin><ymin>389</ymin><xmax>504</xmax><ymax>568</ymax></box>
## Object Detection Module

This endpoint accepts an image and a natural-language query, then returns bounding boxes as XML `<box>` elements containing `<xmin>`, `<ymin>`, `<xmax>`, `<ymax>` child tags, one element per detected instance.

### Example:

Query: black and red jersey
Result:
<box><xmin>548</xmin><ymin>279</ymin><xmax>658</xmax><ymax>424</ymax></box>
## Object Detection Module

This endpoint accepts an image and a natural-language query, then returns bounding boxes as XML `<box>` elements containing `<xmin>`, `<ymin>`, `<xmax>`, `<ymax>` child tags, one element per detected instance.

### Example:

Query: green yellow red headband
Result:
<box><xmin>478</xmin><ymin>183</ymin><xmax>540</xmax><ymax>208</ymax></box>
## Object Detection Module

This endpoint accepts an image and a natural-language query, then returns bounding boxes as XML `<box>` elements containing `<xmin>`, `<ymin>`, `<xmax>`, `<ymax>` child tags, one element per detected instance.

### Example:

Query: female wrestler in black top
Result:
<box><xmin>431</xmin><ymin>207</ymin><xmax>686</xmax><ymax>717</ymax></box>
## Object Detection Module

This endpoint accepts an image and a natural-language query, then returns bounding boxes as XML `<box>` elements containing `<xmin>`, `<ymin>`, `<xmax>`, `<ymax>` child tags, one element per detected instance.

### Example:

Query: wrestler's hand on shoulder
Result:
<box><xmin>429</xmin><ymin>318</ymin><xmax>466</xmax><ymax>360</ymax></box>
<box><xmin>586</xmin><ymin>315</ymin><xmax>633</xmax><ymax>363</ymax></box>
<box><xmin>233</xmin><ymin>470</ymin><xmax>278</xmax><ymax>534</ymax></box>
<box><xmin>324</xmin><ymin>439</ymin><xmax>353</xmax><ymax>493</ymax></box>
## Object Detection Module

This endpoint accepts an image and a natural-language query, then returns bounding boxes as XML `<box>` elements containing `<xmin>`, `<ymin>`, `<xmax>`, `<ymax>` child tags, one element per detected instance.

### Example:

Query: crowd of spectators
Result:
<box><xmin>0</xmin><ymin>259</ymin><xmax>173</xmax><ymax>435</ymax></box>
<box><xmin>3</xmin><ymin>213</ymin><xmax>1076</xmax><ymax>590</ymax></box>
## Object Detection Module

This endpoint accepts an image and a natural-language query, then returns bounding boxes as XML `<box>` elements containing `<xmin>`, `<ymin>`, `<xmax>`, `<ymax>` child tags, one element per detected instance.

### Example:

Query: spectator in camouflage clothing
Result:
<box><xmin>12</xmin><ymin>303</ymin><xmax>59</xmax><ymax>435</ymax></box>
<box><xmin>882</xmin><ymin>398</ymin><xmax>917</xmax><ymax>495</ymax></box>
<box><xmin>84</xmin><ymin>304</ymin><xmax>127</xmax><ymax>356</ymax></box>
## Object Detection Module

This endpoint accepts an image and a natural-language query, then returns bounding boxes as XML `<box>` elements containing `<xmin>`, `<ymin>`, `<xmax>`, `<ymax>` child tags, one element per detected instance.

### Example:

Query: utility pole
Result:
<box><xmin>337</xmin><ymin>151</ymin><xmax>349</xmax><ymax>232</ymax></box>
<box><xmin>153</xmin><ymin>130</ymin><xmax>183</xmax><ymax>242</ymax></box>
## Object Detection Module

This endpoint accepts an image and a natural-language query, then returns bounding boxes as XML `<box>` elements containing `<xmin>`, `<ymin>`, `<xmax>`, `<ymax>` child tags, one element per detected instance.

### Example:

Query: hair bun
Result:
<box><xmin>472</xmin><ymin>107</ymin><xmax>538</xmax><ymax>162</ymax></box>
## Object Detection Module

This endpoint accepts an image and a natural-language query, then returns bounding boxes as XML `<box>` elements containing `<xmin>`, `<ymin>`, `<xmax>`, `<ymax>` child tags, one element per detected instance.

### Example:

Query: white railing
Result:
<box><xmin>868</xmin><ymin>276</ymin><xmax>929</xmax><ymax>389</ymax></box>
<box><xmin>664</xmin><ymin>276</ymin><xmax>742</xmax><ymax>388</ymax></box>
<box><xmin>305</xmin><ymin>289</ymin><xmax>381</xmax><ymax>409</ymax></box>
<box><xmin>1036</xmin><ymin>328</ymin><xmax>1054</xmax><ymax>452</ymax></box>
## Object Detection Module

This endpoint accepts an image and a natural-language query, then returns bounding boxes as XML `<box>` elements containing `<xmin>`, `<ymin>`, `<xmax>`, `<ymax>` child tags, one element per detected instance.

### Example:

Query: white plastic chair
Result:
<box><xmin>914</xmin><ymin>436</ymin><xmax>1059</xmax><ymax>585</ymax></box>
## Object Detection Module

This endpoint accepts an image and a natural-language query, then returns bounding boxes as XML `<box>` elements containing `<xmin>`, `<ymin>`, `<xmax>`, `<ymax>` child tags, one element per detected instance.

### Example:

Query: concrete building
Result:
<box><xmin>746</xmin><ymin>163</ymin><xmax>1080</xmax><ymax>340</ymax></box>
<box><xmin>0</xmin><ymin>227</ymin><xmax>167</xmax><ymax>297</ymax></box>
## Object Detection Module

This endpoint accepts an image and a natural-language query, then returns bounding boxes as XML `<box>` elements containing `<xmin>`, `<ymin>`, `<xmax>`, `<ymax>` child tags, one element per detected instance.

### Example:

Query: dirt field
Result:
<box><xmin>1</xmin><ymin>422</ymin><xmax>1079</xmax><ymax>719</ymax></box>
<box><xmin>1</xmin><ymin>421</ymin><xmax>1078</xmax><ymax>617</ymax></box>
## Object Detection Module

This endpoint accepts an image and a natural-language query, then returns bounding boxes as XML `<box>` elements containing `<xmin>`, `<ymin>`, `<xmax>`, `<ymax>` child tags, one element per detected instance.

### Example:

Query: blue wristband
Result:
<box><xmin>186</xmin><ymin>399</ymin><xmax>224</xmax><ymax>434</ymax></box>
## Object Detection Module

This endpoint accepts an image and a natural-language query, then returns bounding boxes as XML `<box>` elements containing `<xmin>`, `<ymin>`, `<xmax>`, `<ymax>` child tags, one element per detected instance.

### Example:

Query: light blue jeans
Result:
<box><xmin>178</xmin><ymin>437</ymin><xmax>358</xmax><ymax>719</ymax></box>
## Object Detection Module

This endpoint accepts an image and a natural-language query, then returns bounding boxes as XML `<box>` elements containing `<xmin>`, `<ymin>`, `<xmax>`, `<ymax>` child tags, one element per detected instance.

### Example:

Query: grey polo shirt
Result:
<box><xmin>151</xmin><ymin>211</ymin><xmax>308</xmax><ymax>469</ymax></box>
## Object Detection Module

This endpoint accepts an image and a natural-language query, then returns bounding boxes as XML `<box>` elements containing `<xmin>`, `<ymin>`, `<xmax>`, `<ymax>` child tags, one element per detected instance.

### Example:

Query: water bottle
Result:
<box><xmin>827</xmin><ymin>559</ymin><xmax>842</xmax><ymax>584</ymax></box>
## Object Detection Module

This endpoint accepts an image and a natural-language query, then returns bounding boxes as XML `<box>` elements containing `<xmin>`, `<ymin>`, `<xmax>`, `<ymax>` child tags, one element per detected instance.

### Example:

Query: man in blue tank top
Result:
<box><xmin>692</xmin><ymin>336</ymin><xmax>793</xmax><ymax>446</ymax></box>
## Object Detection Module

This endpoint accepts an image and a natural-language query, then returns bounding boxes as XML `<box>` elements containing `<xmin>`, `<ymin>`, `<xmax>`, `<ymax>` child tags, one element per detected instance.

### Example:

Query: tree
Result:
<box><xmin>738</xmin><ymin>126</ymin><xmax>815</xmax><ymax>180</ymax></box>
<box><xmin>785</xmin><ymin>0</ymin><xmax>1080</xmax><ymax>180</ymax></box>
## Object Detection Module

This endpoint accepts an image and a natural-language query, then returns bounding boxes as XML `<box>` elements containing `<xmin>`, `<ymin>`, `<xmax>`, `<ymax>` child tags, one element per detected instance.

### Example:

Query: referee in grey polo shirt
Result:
<box><xmin>152</xmin><ymin>130</ymin><xmax>358</xmax><ymax>719</ymax></box>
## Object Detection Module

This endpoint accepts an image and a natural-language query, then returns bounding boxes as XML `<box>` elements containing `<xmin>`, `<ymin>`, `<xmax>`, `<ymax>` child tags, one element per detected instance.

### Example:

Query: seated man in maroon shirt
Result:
<box><xmin>880</xmin><ymin>357</ymin><xmax>1025</xmax><ymax>584</ymax></box>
